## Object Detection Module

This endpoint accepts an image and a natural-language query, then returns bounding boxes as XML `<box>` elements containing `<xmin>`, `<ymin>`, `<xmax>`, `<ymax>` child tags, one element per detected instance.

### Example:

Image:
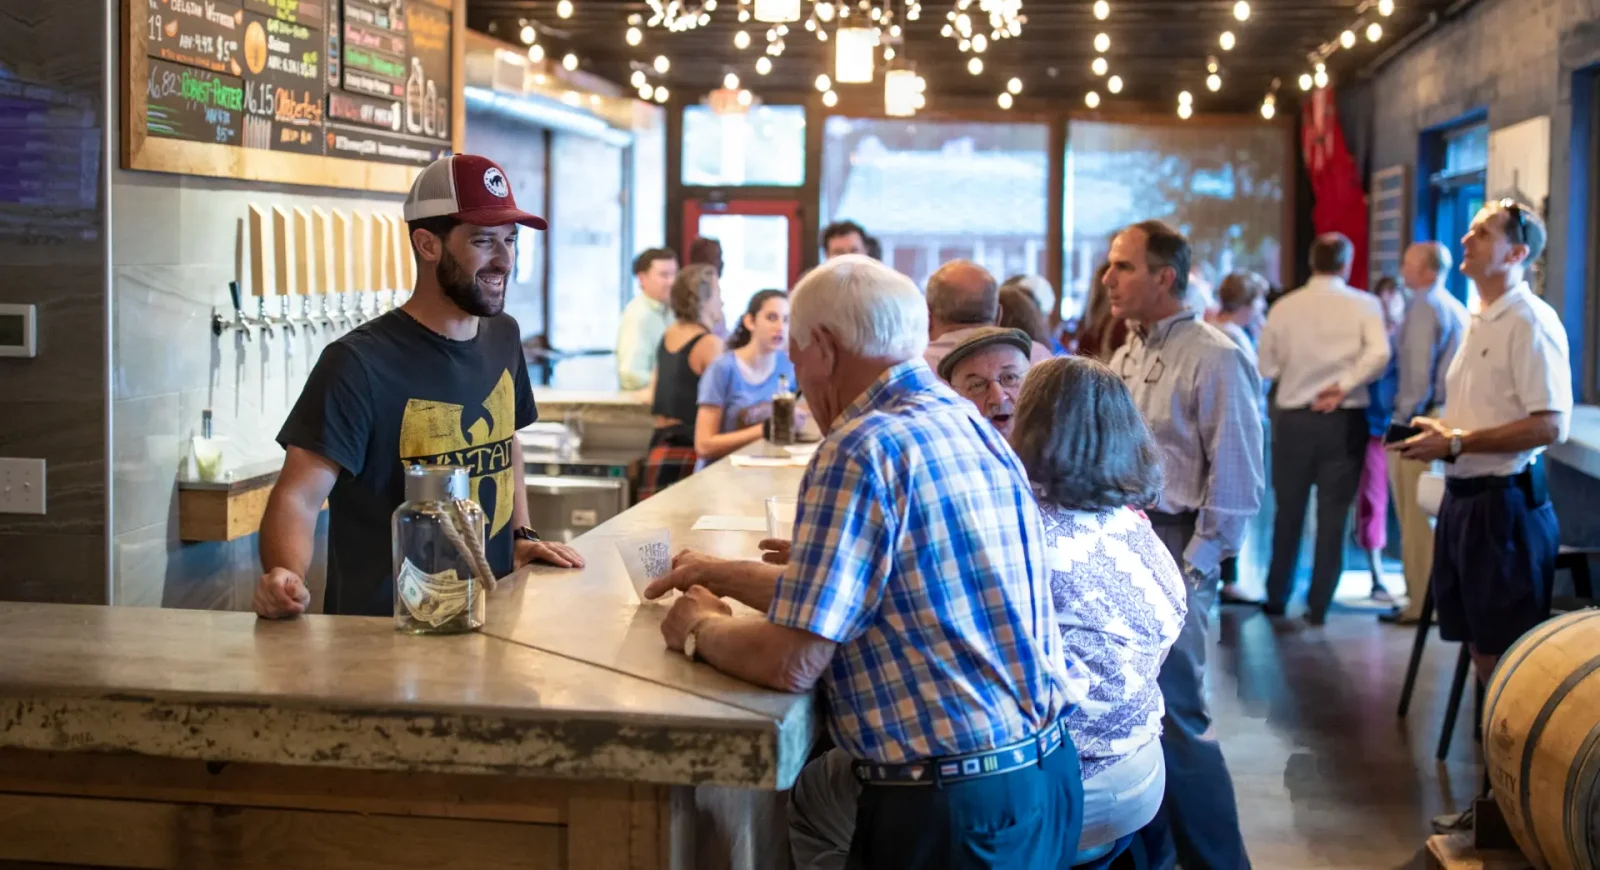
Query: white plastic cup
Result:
<box><xmin>616</xmin><ymin>529</ymin><xmax>673</xmax><ymax>603</ymax></box>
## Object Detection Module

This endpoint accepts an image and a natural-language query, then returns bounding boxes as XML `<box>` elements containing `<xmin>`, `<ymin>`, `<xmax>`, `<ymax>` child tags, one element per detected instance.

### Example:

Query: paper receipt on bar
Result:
<box><xmin>691</xmin><ymin>516</ymin><xmax>768</xmax><ymax>532</ymax></box>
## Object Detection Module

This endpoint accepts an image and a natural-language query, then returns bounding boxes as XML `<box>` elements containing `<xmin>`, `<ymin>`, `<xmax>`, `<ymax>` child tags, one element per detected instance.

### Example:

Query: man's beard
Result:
<box><xmin>437</xmin><ymin>248</ymin><xmax>506</xmax><ymax>317</ymax></box>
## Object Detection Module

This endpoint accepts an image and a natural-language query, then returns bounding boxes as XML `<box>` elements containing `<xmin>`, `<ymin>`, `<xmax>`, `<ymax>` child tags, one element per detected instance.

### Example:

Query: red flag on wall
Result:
<box><xmin>1301</xmin><ymin>87</ymin><xmax>1370</xmax><ymax>289</ymax></box>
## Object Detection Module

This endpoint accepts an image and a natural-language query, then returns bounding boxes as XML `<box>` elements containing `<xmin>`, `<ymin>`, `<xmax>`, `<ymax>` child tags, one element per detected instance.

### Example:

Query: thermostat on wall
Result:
<box><xmin>0</xmin><ymin>304</ymin><xmax>37</xmax><ymax>358</ymax></box>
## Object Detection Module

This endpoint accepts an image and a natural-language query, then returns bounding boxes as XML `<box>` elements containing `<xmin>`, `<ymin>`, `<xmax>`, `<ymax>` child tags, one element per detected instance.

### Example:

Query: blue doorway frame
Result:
<box><xmin>1416</xmin><ymin>110</ymin><xmax>1488</xmax><ymax>306</ymax></box>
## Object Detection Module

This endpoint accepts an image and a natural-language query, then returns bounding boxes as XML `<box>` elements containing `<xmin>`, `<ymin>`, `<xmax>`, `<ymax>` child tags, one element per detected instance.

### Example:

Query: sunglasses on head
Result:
<box><xmin>1500</xmin><ymin>198</ymin><xmax>1528</xmax><ymax>246</ymax></box>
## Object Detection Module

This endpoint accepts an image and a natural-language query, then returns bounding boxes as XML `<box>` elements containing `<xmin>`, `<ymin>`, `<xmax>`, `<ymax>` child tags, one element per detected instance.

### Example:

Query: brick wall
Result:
<box><xmin>1370</xmin><ymin>0</ymin><xmax>1600</xmax><ymax>547</ymax></box>
<box><xmin>1371</xmin><ymin>0</ymin><xmax>1600</xmax><ymax>334</ymax></box>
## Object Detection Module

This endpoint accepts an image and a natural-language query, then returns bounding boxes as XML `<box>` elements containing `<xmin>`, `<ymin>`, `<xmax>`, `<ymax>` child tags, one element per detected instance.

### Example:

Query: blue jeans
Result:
<box><xmin>1148</xmin><ymin>520</ymin><xmax>1251</xmax><ymax>870</ymax></box>
<box><xmin>843</xmin><ymin>735</ymin><xmax>1085</xmax><ymax>870</ymax></box>
<box><xmin>794</xmin><ymin>739</ymin><xmax>1158</xmax><ymax>870</ymax></box>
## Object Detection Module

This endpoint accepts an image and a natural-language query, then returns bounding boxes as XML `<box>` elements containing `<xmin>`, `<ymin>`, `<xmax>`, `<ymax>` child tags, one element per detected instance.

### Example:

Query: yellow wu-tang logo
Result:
<box><xmin>397</xmin><ymin>370</ymin><xmax>518</xmax><ymax>536</ymax></box>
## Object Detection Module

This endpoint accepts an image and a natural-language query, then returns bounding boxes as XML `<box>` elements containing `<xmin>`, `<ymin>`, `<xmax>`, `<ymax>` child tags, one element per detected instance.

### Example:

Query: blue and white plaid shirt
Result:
<box><xmin>768</xmin><ymin>361</ymin><xmax>1084</xmax><ymax>764</ymax></box>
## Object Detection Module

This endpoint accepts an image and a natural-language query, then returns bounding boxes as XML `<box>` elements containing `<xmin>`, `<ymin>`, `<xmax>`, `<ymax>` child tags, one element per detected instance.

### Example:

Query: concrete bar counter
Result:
<box><xmin>0</xmin><ymin>449</ymin><xmax>812</xmax><ymax>870</ymax></box>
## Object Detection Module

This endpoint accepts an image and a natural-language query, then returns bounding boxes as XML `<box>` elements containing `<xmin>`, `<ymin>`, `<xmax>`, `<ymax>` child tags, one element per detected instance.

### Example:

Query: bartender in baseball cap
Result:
<box><xmin>255</xmin><ymin>154</ymin><xmax>584</xmax><ymax>622</ymax></box>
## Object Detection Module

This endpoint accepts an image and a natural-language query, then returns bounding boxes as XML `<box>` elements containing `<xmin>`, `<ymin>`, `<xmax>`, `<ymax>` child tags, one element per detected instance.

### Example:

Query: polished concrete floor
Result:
<box><xmin>1214</xmin><ymin>487</ymin><xmax>1483</xmax><ymax>869</ymax></box>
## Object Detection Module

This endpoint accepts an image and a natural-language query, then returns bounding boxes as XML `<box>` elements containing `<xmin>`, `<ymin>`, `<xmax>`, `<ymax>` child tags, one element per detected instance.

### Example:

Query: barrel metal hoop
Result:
<box><xmin>1484</xmin><ymin>611</ymin><xmax>1600</xmax><ymax>740</ymax></box>
<box><xmin>1519</xmin><ymin>651</ymin><xmax>1600</xmax><ymax>868</ymax></box>
<box><xmin>1564</xmin><ymin>722</ymin><xmax>1600</xmax><ymax>870</ymax></box>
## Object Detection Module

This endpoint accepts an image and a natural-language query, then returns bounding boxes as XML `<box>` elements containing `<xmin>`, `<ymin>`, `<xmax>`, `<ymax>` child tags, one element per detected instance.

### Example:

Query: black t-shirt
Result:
<box><xmin>278</xmin><ymin>310</ymin><xmax>537</xmax><ymax>616</ymax></box>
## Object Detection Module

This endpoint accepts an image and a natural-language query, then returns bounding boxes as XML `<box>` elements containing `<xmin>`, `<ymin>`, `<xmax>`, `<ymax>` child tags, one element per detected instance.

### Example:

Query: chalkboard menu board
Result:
<box><xmin>126</xmin><ymin>0</ymin><xmax>461</xmax><ymax>191</ymax></box>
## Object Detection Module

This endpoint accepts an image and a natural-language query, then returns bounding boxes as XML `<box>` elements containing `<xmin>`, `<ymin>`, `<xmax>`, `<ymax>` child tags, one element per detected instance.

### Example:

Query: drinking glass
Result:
<box><xmin>765</xmin><ymin>496</ymin><xmax>798</xmax><ymax>541</ymax></box>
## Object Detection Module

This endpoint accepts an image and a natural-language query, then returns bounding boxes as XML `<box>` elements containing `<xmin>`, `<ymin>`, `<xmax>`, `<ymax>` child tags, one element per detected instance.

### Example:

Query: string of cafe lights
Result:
<box><xmin>751</xmin><ymin>0</ymin><xmax>925</xmax><ymax>115</ymax></box>
<box><xmin>941</xmin><ymin>0</ymin><xmax>1026</xmax><ymax>84</ymax></box>
<box><xmin>1172</xmin><ymin>0</ymin><xmax>1249</xmax><ymax>119</ymax></box>
<box><xmin>1292</xmin><ymin>0</ymin><xmax>1395</xmax><ymax>100</ymax></box>
<box><xmin>1063</xmin><ymin>1</ymin><xmax>1123</xmax><ymax>113</ymax></box>
<box><xmin>511</xmin><ymin>0</ymin><xmax>1046</xmax><ymax>118</ymax></box>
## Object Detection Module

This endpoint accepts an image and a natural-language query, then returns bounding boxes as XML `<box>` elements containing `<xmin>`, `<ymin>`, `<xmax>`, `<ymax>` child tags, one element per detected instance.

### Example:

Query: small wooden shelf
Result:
<box><xmin>176</xmin><ymin>463</ymin><xmax>323</xmax><ymax>543</ymax></box>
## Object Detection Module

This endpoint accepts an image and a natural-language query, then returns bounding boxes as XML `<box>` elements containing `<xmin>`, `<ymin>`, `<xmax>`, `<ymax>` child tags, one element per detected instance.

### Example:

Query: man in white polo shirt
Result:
<box><xmin>1395</xmin><ymin>199</ymin><xmax>1569</xmax><ymax>686</ymax></box>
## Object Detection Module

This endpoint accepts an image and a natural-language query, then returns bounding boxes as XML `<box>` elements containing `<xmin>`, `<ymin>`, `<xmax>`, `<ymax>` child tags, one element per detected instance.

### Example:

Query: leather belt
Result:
<box><xmin>1446</xmin><ymin>458</ymin><xmax>1548</xmax><ymax>505</ymax></box>
<box><xmin>851</xmin><ymin>719</ymin><xmax>1069</xmax><ymax>788</ymax></box>
<box><xmin>1145</xmin><ymin>510</ymin><xmax>1198</xmax><ymax>527</ymax></box>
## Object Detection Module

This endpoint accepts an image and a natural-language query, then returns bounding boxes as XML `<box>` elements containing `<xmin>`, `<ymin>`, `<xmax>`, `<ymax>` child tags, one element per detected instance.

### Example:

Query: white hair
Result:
<box><xmin>790</xmin><ymin>255</ymin><xmax>929</xmax><ymax>361</ymax></box>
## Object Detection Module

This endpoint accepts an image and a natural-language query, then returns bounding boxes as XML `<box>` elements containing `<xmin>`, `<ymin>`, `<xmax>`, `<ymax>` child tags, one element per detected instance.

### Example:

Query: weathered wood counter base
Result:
<box><xmin>0</xmin><ymin>749</ymin><xmax>784</xmax><ymax>870</ymax></box>
<box><xmin>0</xmin><ymin>749</ymin><xmax>687</xmax><ymax>869</ymax></box>
<box><xmin>0</xmin><ymin>752</ymin><xmax>784</xmax><ymax>870</ymax></box>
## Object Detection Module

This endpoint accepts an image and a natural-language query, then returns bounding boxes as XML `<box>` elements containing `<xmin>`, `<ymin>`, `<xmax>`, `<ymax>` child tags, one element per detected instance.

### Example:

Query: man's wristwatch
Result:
<box><xmin>513</xmin><ymin>526</ymin><xmax>541</xmax><ymax>543</ymax></box>
<box><xmin>1448</xmin><ymin>429</ymin><xmax>1465</xmax><ymax>458</ymax></box>
<box><xmin>683</xmin><ymin>620</ymin><xmax>706</xmax><ymax>662</ymax></box>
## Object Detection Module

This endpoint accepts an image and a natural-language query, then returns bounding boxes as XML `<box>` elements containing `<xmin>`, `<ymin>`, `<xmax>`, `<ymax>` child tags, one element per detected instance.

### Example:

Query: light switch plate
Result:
<box><xmin>0</xmin><ymin>458</ymin><xmax>46</xmax><ymax>514</ymax></box>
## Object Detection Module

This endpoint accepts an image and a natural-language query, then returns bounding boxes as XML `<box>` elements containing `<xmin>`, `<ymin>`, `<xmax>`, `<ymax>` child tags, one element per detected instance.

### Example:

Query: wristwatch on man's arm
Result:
<box><xmin>513</xmin><ymin>526</ymin><xmax>541</xmax><ymax>543</ymax></box>
<box><xmin>1448</xmin><ymin>429</ymin><xmax>1465</xmax><ymax>460</ymax></box>
<box><xmin>682</xmin><ymin>616</ymin><xmax>719</xmax><ymax>662</ymax></box>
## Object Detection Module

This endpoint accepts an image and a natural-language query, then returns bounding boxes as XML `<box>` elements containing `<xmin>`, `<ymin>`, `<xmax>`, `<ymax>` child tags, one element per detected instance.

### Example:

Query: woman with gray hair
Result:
<box><xmin>1009</xmin><ymin>355</ymin><xmax>1188</xmax><ymax>868</ymax></box>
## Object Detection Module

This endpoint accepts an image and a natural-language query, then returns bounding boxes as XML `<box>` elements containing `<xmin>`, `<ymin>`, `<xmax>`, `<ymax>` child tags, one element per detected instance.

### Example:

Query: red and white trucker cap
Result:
<box><xmin>403</xmin><ymin>154</ymin><xmax>548</xmax><ymax>230</ymax></box>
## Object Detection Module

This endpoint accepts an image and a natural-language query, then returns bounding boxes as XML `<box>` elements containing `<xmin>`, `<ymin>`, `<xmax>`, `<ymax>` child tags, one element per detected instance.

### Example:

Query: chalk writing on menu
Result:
<box><xmin>138</xmin><ymin>0</ymin><xmax>449</xmax><ymax>169</ymax></box>
<box><xmin>146</xmin><ymin>56</ymin><xmax>244</xmax><ymax>145</ymax></box>
<box><xmin>241</xmin><ymin>11</ymin><xmax>325</xmax><ymax>153</ymax></box>
<box><xmin>144</xmin><ymin>0</ymin><xmax>245</xmax><ymax>76</ymax></box>
<box><xmin>243</xmin><ymin>0</ymin><xmax>326</xmax><ymax>28</ymax></box>
<box><xmin>328</xmin><ymin>89</ymin><xmax>401</xmax><ymax>131</ymax></box>
<box><xmin>404</xmin><ymin>0</ymin><xmax>451</xmax><ymax>141</ymax></box>
<box><xmin>322</xmin><ymin>0</ymin><xmax>451</xmax><ymax>167</ymax></box>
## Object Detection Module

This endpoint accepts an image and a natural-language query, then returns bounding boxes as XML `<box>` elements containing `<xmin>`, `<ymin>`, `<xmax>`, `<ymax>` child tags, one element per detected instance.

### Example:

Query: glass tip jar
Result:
<box><xmin>391</xmin><ymin>465</ymin><xmax>495</xmax><ymax>635</ymax></box>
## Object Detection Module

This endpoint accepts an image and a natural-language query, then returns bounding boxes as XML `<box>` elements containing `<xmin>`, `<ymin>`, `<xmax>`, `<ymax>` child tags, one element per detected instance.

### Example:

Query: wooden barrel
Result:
<box><xmin>1482</xmin><ymin>609</ymin><xmax>1600</xmax><ymax>870</ymax></box>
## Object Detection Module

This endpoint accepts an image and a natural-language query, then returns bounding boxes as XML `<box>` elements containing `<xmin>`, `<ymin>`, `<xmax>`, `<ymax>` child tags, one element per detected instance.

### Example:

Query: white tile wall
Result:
<box><xmin>111</xmin><ymin>168</ymin><xmax>401</xmax><ymax>610</ymax></box>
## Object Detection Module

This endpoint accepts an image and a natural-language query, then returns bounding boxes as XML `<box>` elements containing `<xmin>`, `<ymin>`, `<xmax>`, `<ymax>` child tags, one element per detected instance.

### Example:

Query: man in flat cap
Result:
<box><xmin>938</xmin><ymin>326</ymin><xmax>1034</xmax><ymax>438</ymax></box>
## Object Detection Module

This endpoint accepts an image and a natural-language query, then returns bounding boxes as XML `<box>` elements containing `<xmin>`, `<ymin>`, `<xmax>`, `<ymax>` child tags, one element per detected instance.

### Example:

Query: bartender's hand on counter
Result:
<box><xmin>515</xmin><ymin>539</ymin><xmax>587</xmax><ymax>570</ymax></box>
<box><xmin>253</xmin><ymin>568</ymin><xmax>310</xmax><ymax>619</ymax></box>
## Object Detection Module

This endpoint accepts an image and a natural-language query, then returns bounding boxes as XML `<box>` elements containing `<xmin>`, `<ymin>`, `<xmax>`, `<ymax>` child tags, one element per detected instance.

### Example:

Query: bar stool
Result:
<box><xmin>1399</xmin><ymin>546</ymin><xmax>1596</xmax><ymax>760</ymax></box>
<box><xmin>1395</xmin><ymin>471</ymin><xmax>1445</xmax><ymax>722</ymax></box>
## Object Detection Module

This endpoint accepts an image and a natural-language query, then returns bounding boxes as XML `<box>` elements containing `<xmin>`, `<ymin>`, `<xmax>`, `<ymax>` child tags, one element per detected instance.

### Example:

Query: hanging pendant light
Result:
<box><xmin>753</xmin><ymin>0</ymin><xmax>802</xmax><ymax>23</ymax></box>
<box><xmin>884</xmin><ymin>67</ymin><xmax>920</xmax><ymax>116</ymax></box>
<box><xmin>835</xmin><ymin>26</ymin><xmax>878</xmax><ymax>83</ymax></box>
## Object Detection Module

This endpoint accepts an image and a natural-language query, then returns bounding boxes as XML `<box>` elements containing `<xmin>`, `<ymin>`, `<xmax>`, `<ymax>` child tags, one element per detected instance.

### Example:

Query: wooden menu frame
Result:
<box><xmin>121</xmin><ymin>0</ymin><xmax>467</xmax><ymax>193</ymax></box>
<box><xmin>1369</xmin><ymin>165</ymin><xmax>1409</xmax><ymax>292</ymax></box>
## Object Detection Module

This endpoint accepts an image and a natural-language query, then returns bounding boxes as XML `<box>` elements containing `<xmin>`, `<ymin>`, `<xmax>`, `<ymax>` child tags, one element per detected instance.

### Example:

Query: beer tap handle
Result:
<box><xmin>257</xmin><ymin>297</ymin><xmax>275</xmax><ymax>339</ymax></box>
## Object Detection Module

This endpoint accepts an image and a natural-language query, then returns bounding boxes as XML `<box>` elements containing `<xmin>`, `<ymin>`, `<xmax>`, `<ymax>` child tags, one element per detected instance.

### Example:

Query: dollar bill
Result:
<box><xmin>398</xmin><ymin>558</ymin><xmax>470</xmax><ymax>627</ymax></box>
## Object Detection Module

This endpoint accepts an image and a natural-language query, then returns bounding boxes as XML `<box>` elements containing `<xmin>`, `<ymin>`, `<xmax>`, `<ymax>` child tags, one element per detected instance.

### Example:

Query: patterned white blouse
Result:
<box><xmin>1038</xmin><ymin>502</ymin><xmax>1188</xmax><ymax>779</ymax></box>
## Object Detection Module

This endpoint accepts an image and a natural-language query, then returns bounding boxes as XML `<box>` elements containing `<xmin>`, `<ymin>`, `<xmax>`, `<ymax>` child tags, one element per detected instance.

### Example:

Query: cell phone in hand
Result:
<box><xmin>1384</xmin><ymin>423</ymin><xmax>1422</xmax><ymax>445</ymax></box>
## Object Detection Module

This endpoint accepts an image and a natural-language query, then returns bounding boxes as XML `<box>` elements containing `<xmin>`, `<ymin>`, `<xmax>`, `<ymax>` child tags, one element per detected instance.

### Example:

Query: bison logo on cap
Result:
<box><xmin>483</xmin><ymin>167</ymin><xmax>509</xmax><ymax>199</ymax></box>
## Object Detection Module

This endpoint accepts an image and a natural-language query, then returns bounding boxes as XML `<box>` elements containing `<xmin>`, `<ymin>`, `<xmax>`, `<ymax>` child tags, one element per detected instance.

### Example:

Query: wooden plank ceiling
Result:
<box><xmin>466</xmin><ymin>0</ymin><xmax>1460</xmax><ymax>113</ymax></box>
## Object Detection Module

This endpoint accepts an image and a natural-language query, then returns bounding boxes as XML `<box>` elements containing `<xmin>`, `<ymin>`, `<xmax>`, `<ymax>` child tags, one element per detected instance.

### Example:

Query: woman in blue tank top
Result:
<box><xmin>693</xmin><ymin>290</ymin><xmax>798</xmax><ymax>466</ymax></box>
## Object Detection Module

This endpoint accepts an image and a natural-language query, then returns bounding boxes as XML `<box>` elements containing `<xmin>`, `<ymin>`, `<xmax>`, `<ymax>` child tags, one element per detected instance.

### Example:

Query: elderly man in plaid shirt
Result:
<box><xmin>647</xmin><ymin>255</ymin><xmax>1086</xmax><ymax>869</ymax></box>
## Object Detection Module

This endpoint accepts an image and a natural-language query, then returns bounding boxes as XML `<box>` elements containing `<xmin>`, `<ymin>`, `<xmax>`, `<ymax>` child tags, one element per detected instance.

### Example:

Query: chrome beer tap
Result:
<box><xmin>211</xmin><ymin>281</ymin><xmax>257</xmax><ymax>341</ymax></box>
